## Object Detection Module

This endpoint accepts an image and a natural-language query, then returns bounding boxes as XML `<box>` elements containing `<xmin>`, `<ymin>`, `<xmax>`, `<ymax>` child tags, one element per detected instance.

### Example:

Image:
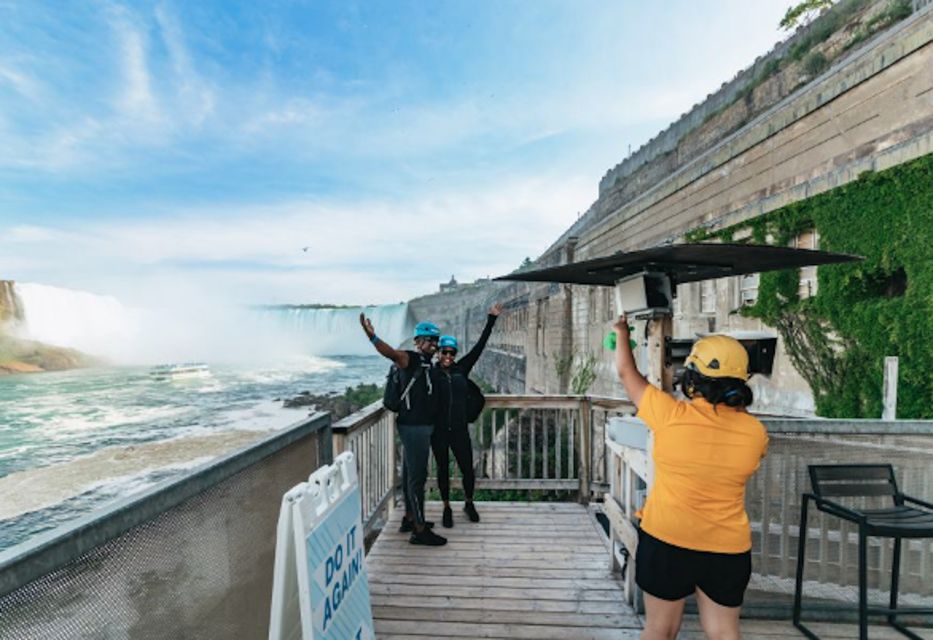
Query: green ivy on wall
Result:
<box><xmin>689</xmin><ymin>153</ymin><xmax>933</xmax><ymax>419</ymax></box>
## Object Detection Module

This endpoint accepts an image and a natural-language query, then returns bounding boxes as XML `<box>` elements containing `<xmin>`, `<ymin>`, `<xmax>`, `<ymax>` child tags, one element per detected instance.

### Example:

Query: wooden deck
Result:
<box><xmin>367</xmin><ymin>501</ymin><xmax>639</xmax><ymax>639</ymax></box>
<box><xmin>365</xmin><ymin>501</ymin><xmax>920</xmax><ymax>639</ymax></box>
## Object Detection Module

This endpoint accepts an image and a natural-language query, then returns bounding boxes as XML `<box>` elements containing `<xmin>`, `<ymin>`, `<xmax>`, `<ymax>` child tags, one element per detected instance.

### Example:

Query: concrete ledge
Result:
<box><xmin>0</xmin><ymin>412</ymin><xmax>331</xmax><ymax>598</ymax></box>
<box><xmin>762</xmin><ymin>418</ymin><xmax>933</xmax><ymax>435</ymax></box>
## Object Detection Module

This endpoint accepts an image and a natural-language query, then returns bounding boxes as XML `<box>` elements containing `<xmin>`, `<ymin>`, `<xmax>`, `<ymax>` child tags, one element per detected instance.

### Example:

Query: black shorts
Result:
<box><xmin>635</xmin><ymin>528</ymin><xmax>751</xmax><ymax>607</ymax></box>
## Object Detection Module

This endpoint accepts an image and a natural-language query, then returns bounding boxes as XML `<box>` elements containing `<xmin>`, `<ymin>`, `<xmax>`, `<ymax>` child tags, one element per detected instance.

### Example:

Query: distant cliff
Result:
<box><xmin>0</xmin><ymin>280</ymin><xmax>95</xmax><ymax>376</ymax></box>
<box><xmin>0</xmin><ymin>280</ymin><xmax>24</xmax><ymax>327</ymax></box>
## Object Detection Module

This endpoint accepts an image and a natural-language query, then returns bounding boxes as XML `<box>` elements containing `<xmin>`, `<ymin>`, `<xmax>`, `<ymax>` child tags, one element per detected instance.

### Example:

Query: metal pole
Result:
<box><xmin>882</xmin><ymin>356</ymin><xmax>898</xmax><ymax>421</ymax></box>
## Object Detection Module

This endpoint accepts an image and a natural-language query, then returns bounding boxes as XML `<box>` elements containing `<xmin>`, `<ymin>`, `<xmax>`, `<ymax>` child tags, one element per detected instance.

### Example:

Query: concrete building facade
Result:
<box><xmin>411</xmin><ymin>4</ymin><xmax>933</xmax><ymax>416</ymax></box>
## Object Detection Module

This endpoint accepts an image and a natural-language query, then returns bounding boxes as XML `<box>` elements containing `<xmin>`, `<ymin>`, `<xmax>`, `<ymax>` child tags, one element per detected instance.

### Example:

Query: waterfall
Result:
<box><xmin>14</xmin><ymin>283</ymin><xmax>142</xmax><ymax>360</ymax></box>
<box><xmin>12</xmin><ymin>282</ymin><xmax>412</xmax><ymax>362</ymax></box>
<box><xmin>0</xmin><ymin>281</ymin><xmax>25</xmax><ymax>328</ymax></box>
<box><xmin>263</xmin><ymin>303</ymin><xmax>412</xmax><ymax>356</ymax></box>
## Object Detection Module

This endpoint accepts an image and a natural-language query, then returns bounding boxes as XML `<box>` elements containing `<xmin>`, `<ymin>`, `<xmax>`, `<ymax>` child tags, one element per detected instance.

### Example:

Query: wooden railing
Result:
<box><xmin>332</xmin><ymin>401</ymin><xmax>396</xmax><ymax>535</ymax></box>
<box><xmin>432</xmin><ymin>394</ymin><xmax>635</xmax><ymax>500</ymax></box>
<box><xmin>604</xmin><ymin>429</ymin><xmax>650</xmax><ymax>606</ymax></box>
<box><xmin>333</xmin><ymin>395</ymin><xmax>636</xmax><ymax>534</ymax></box>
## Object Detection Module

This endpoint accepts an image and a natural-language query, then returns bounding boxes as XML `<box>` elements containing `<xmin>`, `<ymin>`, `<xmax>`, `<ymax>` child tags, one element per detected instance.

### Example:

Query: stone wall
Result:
<box><xmin>408</xmin><ymin>6</ymin><xmax>933</xmax><ymax>416</ymax></box>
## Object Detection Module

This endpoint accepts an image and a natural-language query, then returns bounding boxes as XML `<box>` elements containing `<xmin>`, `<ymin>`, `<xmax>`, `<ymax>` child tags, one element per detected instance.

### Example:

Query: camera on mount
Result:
<box><xmin>666</xmin><ymin>332</ymin><xmax>778</xmax><ymax>385</ymax></box>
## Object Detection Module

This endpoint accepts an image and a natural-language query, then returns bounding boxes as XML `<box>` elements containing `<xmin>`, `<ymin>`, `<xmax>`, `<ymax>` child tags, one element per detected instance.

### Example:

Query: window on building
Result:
<box><xmin>700</xmin><ymin>279</ymin><xmax>716</xmax><ymax>314</ymax></box>
<box><xmin>739</xmin><ymin>273</ymin><xmax>759</xmax><ymax>307</ymax></box>
<box><xmin>795</xmin><ymin>228</ymin><xmax>819</xmax><ymax>299</ymax></box>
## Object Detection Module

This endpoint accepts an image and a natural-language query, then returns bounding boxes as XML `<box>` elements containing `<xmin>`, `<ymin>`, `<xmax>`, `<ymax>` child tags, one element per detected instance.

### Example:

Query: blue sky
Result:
<box><xmin>0</xmin><ymin>0</ymin><xmax>790</xmax><ymax>306</ymax></box>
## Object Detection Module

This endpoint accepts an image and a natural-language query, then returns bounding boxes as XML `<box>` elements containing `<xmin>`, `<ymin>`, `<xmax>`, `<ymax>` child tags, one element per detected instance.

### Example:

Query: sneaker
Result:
<box><xmin>398</xmin><ymin>519</ymin><xmax>434</xmax><ymax>533</ymax></box>
<box><xmin>409</xmin><ymin>528</ymin><xmax>447</xmax><ymax>546</ymax></box>
<box><xmin>464</xmin><ymin>502</ymin><xmax>480</xmax><ymax>523</ymax></box>
<box><xmin>442</xmin><ymin>506</ymin><xmax>453</xmax><ymax>528</ymax></box>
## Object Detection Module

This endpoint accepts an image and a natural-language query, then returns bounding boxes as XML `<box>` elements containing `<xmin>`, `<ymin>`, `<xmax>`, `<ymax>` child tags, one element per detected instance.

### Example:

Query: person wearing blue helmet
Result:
<box><xmin>360</xmin><ymin>313</ymin><xmax>447</xmax><ymax>546</ymax></box>
<box><xmin>432</xmin><ymin>302</ymin><xmax>501</xmax><ymax>528</ymax></box>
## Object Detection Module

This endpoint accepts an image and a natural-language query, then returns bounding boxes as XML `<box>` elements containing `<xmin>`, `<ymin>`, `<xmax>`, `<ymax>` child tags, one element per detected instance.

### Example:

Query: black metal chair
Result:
<box><xmin>793</xmin><ymin>464</ymin><xmax>933</xmax><ymax>640</ymax></box>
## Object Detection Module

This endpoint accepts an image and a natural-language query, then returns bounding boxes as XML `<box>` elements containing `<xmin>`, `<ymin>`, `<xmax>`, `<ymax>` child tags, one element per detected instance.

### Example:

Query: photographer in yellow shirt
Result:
<box><xmin>613</xmin><ymin>315</ymin><xmax>768</xmax><ymax>640</ymax></box>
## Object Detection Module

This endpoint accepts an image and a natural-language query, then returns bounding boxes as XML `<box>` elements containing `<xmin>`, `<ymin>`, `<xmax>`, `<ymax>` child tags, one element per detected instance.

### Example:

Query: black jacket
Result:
<box><xmin>433</xmin><ymin>314</ymin><xmax>497</xmax><ymax>433</ymax></box>
<box><xmin>396</xmin><ymin>350</ymin><xmax>438</xmax><ymax>426</ymax></box>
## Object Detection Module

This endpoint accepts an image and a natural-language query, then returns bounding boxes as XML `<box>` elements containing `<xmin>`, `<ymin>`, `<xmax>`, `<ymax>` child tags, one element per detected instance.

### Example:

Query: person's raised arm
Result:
<box><xmin>458</xmin><ymin>303</ymin><xmax>501</xmax><ymax>374</ymax></box>
<box><xmin>360</xmin><ymin>313</ymin><xmax>409</xmax><ymax>369</ymax></box>
<box><xmin>613</xmin><ymin>314</ymin><xmax>648</xmax><ymax>407</ymax></box>
<box><xmin>457</xmin><ymin>302</ymin><xmax>502</xmax><ymax>374</ymax></box>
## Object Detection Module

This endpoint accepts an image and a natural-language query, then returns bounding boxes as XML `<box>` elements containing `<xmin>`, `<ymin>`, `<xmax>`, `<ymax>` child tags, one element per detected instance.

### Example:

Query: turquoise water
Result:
<box><xmin>0</xmin><ymin>355</ymin><xmax>385</xmax><ymax>551</ymax></box>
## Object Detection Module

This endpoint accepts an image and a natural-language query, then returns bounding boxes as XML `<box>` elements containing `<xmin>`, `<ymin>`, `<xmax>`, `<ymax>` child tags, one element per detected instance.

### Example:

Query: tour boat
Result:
<box><xmin>149</xmin><ymin>362</ymin><xmax>211</xmax><ymax>381</ymax></box>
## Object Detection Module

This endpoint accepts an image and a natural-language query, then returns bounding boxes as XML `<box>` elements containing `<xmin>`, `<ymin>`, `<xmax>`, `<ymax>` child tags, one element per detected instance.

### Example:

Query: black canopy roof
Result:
<box><xmin>496</xmin><ymin>243</ymin><xmax>861</xmax><ymax>287</ymax></box>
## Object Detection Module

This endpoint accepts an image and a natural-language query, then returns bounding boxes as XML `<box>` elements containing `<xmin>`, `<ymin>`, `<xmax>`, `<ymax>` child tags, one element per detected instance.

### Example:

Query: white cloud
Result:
<box><xmin>0</xmin><ymin>62</ymin><xmax>41</xmax><ymax>101</ymax></box>
<box><xmin>0</xmin><ymin>171</ymin><xmax>590</xmax><ymax>305</ymax></box>
<box><xmin>154</xmin><ymin>3</ymin><xmax>215</xmax><ymax>126</ymax></box>
<box><xmin>5</xmin><ymin>225</ymin><xmax>56</xmax><ymax>242</ymax></box>
<box><xmin>110</xmin><ymin>10</ymin><xmax>161</xmax><ymax>126</ymax></box>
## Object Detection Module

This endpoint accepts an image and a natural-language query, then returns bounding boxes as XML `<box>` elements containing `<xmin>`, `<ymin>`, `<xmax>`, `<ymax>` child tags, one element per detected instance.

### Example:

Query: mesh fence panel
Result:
<box><xmin>0</xmin><ymin>433</ymin><xmax>320</xmax><ymax>640</ymax></box>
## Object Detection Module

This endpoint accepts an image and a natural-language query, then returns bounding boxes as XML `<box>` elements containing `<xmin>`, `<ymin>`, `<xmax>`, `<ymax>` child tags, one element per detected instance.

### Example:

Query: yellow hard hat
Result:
<box><xmin>685</xmin><ymin>335</ymin><xmax>750</xmax><ymax>380</ymax></box>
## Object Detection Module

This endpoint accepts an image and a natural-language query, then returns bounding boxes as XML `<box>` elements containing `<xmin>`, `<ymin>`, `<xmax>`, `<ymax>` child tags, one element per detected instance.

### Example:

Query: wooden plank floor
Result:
<box><xmin>677</xmin><ymin>616</ymin><xmax>923</xmax><ymax>638</ymax></box>
<box><xmin>367</xmin><ymin>501</ymin><xmax>641</xmax><ymax>639</ymax></box>
<box><xmin>366</xmin><ymin>501</ymin><xmax>927</xmax><ymax>639</ymax></box>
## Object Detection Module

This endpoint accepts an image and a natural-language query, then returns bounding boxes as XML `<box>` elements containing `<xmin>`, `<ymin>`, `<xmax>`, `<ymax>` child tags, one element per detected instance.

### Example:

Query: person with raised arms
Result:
<box><xmin>432</xmin><ymin>302</ymin><xmax>501</xmax><ymax>528</ymax></box>
<box><xmin>360</xmin><ymin>314</ymin><xmax>447</xmax><ymax>546</ymax></box>
<box><xmin>612</xmin><ymin>315</ymin><xmax>768</xmax><ymax>640</ymax></box>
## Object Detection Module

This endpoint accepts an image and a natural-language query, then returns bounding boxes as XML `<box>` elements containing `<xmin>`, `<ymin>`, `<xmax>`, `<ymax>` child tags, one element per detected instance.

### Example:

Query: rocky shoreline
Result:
<box><xmin>1</xmin><ymin>279</ymin><xmax>99</xmax><ymax>376</ymax></box>
<box><xmin>0</xmin><ymin>335</ymin><xmax>97</xmax><ymax>376</ymax></box>
<box><xmin>280</xmin><ymin>383</ymin><xmax>382</xmax><ymax>421</ymax></box>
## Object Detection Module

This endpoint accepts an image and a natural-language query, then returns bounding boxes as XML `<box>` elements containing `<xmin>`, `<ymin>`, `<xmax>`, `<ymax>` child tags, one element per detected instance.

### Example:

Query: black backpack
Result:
<box><xmin>383</xmin><ymin>360</ymin><xmax>431</xmax><ymax>413</ymax></box>
<box><xmin>465</xmin><ymin>378</ymin><xmax>486</xmax><ymax>423</ymax></box>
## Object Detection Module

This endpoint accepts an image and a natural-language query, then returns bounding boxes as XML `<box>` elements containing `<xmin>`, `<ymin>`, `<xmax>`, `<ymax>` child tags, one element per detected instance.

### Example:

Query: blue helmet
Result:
<box><xmin>413</xmin><ymin>321</ymin><xmax>440</xmax><ymax>339</ymax></box>
<box><xmin>439</xmin><ymin>335</ymin><xmax>459</xmax><ymax>350</ymax></box>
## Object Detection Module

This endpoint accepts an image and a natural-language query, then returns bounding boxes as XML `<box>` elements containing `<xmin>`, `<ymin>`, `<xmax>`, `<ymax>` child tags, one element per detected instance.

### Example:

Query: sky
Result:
<box><xmin>0</xmin><ymin>0</ymin><xmax>792</xmax><ymax>307</ymax></box>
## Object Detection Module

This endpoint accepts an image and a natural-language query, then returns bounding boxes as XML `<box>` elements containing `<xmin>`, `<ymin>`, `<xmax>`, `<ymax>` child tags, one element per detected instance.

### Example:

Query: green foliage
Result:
<box><xmin>871</xmin><ymin>0</ymin><xmax>913</xmax><ymax>25</ymax></box>
<box><xmin>343</xmin><ymin>383</ymin><xmax>383</xmax><ymax>407</ymax></box>
<box><xmin>705</xmin><ymin>153</ymin><xmax>933</xmax><ymax>418</ymax></box>
<box><xmin>780</xmin><ymin>0</ymin><xmax>835</xmax><ymax>30</ymax></box>
<box><xmin>845</xmin><ymin>0</ymin><xmax>913</xmax><ymax>51</ymax></box>
<box><xmin>552</xmin><ymin>352</ymin><xmax>574</xmax><ymax>380</ymax></box>
<box><xmin>513</xmin><ymin>256</ymin><xmax>535</xmax><ymax>273</ymax></box>
<box><xmin>570</xmin><ymin>352</ymin><xmax>599</xmax><ymax>395</ymax></box>
<box><xmin>803</xmin><ymin>51</ymin><xmax>829</xmax><ymax>76</ymax></box>
<box><xmin>786</xmin><ymin>0</ymin><xmax>873</xmax><ymax>61</ymax></box>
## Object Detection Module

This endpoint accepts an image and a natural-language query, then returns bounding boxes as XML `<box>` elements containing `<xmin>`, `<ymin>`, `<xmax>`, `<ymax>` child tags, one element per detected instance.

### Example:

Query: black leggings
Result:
<box><xmin>431</xmin><ymin>427</ymin><xmax>475</xmax><ymax>501</ymax></box>
<box><xmin>398</xmin><ymin>424</ymin><xmax>433</xmax><ymax>526</ymax></box>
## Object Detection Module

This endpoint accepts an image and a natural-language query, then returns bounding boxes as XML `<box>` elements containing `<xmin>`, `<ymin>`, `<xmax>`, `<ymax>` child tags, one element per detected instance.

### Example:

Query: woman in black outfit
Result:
<box><xmin>432</xmin><ymin>303</ymin><xmax>500</xmax><ymax>528</ymax></box>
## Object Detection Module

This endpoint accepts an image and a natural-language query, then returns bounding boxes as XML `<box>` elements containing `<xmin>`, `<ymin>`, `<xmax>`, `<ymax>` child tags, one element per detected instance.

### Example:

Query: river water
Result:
<box><xmin>0</xmin><ymin>356</ymin><xmax>387</xmax><ymax>552</ymax></box>
<box><xmin>0</xmin><ymin>283</ymin><xmax>410</xmax><ymax>552</ymax></box>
